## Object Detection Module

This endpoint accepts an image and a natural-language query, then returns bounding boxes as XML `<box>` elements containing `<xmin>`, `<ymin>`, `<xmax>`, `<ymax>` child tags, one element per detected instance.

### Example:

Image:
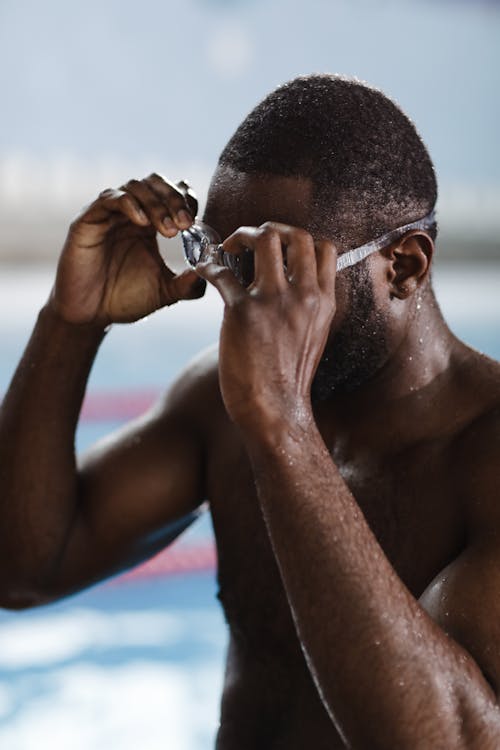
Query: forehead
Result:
<box><xmin>202</xmin><ymin>166</ymin><xmax>315</xmax><ymax>240</ymax></box>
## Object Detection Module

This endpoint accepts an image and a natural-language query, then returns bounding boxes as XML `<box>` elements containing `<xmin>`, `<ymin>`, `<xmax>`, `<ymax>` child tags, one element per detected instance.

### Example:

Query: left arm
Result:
<box><xmin>198</xmin><ymin>222</ymin><xmax>500</xmax><ymax>749</ymax></box>
<box><xmin>244</xmin><ymin>418</ymin><xmax>500</xmax><ymax>749</ymax></box>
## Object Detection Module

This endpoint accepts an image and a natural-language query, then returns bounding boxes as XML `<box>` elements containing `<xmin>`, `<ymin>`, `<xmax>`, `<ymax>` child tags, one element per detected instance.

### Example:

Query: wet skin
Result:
<box><xmin>1</xmin><ymin>171</ymin><xmax>500</xmax><ymax>748</ymax></box>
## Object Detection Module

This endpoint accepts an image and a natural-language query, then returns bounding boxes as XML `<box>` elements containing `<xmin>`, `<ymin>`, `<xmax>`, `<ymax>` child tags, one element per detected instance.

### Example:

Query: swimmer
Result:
<box><xmin>1</xmin><ymin>74</ymin><xmax>500</xmax><ymax>748</ymax></box>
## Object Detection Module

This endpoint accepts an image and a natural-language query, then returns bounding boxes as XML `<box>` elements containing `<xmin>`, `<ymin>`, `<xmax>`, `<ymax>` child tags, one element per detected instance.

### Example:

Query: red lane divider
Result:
<box><xmin>110</xmin><ymin>542</ymin><xmax>217</xmax><ymax>585</ymax></box>
<box><xmin>79</xmin><ymin>390</ymin><xmax>218</xmax><ymax>582</ymax></box>
<box><xmin>0</xmin><ymin>390</ymin><xmax>162</xmax><ymax>423</ymax></box>
<box><xmin>4</xmin><ymin>388</ymin><xmax>216</xmax><ymax>582</ymax></box>
<box><xmin>81</xmin><ymin>389</ymin><xmax>162</xmax><ymax>422</ymax></box>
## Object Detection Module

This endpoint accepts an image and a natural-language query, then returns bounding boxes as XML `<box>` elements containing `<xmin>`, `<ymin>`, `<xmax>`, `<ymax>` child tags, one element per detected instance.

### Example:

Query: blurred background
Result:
<box><xmin>0</xmin><ymin>0</ymin><xmax>499</xmax><ymax>748</ymax></box>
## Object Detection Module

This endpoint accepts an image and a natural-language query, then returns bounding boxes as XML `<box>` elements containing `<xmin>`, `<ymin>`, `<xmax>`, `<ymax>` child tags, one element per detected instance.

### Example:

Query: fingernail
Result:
<box><xmin>163</xmin><ymin>216</ymin><xmax>176</xmax><ymax>230</ymax></box>
<box><xmin>177</xmin><ymin>209</ymin><xmax>192</xmax><ymax>227</ymax></box>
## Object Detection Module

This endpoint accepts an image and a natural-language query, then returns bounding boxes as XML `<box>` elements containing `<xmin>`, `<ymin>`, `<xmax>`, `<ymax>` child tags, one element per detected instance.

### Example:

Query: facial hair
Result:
<box><xmin>311</xmin><ymin>263</ymin><xmax>389</xmax><ymax>402</ymax></box>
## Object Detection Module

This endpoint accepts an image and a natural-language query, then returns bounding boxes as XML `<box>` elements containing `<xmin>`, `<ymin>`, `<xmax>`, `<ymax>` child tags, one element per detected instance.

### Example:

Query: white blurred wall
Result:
<box><xmin>0</xmin><ymin>0</ymin><xmax>499</xmax><ymax>262</ymax></box>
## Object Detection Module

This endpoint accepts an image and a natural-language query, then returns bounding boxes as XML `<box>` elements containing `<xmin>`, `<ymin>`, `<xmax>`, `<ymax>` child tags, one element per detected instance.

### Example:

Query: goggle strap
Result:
<box><xmin>336</xmin><ymin>210</ymin><xmax>436</xmax><ymax>272</ymax></box>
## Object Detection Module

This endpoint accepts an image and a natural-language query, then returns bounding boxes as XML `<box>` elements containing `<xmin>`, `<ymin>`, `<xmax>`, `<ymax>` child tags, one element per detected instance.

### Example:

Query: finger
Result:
<box><xmin>223</xmin><ymin>225</ymin><xmax>286</xmax><ymax>293</ymax></box>
<box><xmin>196</xmin><ymin>259</ymin><xmax>246</xmax><ymax>307</ymax></box>
<box><xmin>315</xmin><ymin>240</ymin><xmax>337</xmax><ymax>295</ymax></box>
<box><xmin>89</xmin><ymin>188</ymin><xmax>151</xmax><ymax>227</ymax></box>
<box><xmin>121</xmin><ymin>178</ymin><xmax>180</xmax><ymax>238</ymax></box>
<box><xmin>144</xmin><ymin>173</ymin><xmax>194</xmax><ymax>231</ymax></box>
<box><xmin>160</xmin><ymin>268</ymin><xmax>206</xmax><ymax>306</ymax></box>
<box><xmin>261</xmin><ymin>222</ymin><xmax>317</xmax><ymax>288</ymax></box>
<box><xmin>176</xmin><ymin>179</ymin><xmax>199</xmax><ymax>218</ymax></box>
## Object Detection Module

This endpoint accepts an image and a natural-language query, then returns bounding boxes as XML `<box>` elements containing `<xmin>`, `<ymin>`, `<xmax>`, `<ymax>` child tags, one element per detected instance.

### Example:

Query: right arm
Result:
<box><xmin>0</xmin><ymin>174</ymin><xmax>210</xmax><ymax>608</ymax></box>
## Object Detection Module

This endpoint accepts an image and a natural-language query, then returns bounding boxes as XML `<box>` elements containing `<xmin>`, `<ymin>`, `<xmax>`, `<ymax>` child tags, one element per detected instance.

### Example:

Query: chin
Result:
<box><xmin>311</xmin><ymin>325</ymin><xmax>389</xmax><ymax>403</ymax></box>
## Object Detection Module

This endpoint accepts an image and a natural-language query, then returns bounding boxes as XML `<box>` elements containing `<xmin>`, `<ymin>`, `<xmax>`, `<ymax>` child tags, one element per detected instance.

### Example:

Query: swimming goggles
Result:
<box><xmin>182</xmin><ymin>210</ymin><xmax>436</xmax><ymax>286</ymax></box>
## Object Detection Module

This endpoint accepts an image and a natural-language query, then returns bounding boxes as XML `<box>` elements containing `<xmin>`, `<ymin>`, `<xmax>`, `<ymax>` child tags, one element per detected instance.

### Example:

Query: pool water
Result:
<box><xmin>0</xmin><ymin>263</ymin><xmax>499</xmax><ymax>749</ymax></box>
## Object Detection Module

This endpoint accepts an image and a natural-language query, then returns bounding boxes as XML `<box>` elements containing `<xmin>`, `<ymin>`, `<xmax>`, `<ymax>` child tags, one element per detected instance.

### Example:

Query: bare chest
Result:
<box><xmin>207</xmin><ymin>429</ymin><xmax>464</xmax><ymax>638</ymax></box>
<box><xmin>206</xmin><ymin>423</ymin><xmax>465</xmax><ymax>747</ymax></box>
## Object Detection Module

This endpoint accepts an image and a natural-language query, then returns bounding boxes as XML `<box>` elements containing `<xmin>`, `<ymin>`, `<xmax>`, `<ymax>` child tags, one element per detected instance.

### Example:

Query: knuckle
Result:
<box><xmin>123</xmin><ymin>178</ymin><xmax>141</xmax><ymax>190</ymax></box>
<box><xmin>316</xmin><ymin>238</ymin><xmax>335</xmax><ymax>251</ymax></box>
<box><xmin>97</xmin><ymin>187</ymin><xmax>115</xmax><ymax>200</ymax></box>
<box><xmin>147</xmin><ymin>172</ymin><xmax>164</xmax><ymax>183</ymax></box>
<box><xmin>118</xmin><ymin>191</ymin><xmax>135</xmax><ymax>205</ymax></box>
<box><xmin>259</xmin><ymin>221</ymin><xmax>275</xmax><ymax>231</ymax></box>
<box><xmin>300</xmin><ymin>289</ymin><xmax>321</xmax><ymax>311</ymax></box>
<box><xmin>257</xmin><ymin>224</ymin><xmax>279</xmax><ymax>242</ymax></box>
<box><xmin>147</xmin><ymin>173</ymin><xmax>180</xmax><ymax>196</ymax></box>
<box><xmin>292</xmin><ymin>227</ymin><xmax>313</xmax><ymax>245</ymax></box>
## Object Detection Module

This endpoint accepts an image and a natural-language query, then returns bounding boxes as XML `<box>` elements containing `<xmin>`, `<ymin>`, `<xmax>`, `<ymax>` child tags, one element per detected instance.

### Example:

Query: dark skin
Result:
<box><xmin>1</xmin><ymin>169</ymin><xmax>500</xmax><ymax>748</ymax></box>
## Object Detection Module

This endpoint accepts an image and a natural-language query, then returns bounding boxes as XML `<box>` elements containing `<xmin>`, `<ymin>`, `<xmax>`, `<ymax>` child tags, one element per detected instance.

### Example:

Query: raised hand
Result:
<box><xmin>196</xmin><ymin>222</ymin><xmax>337</xmax><ymax>436</ymax></box>
<box><xmin>49</xmin><ymin>174</ymin><xmax>205</xmax><ymax>326</ymax></box>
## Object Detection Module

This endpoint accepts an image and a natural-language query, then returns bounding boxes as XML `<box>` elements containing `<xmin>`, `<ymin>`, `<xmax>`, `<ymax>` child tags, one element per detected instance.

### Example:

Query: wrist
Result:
<box><xmin>42</xmin><ymin>298</ymin><xmax>109</xmax><ymax>338</ymax></box>
<box><xmin>238</xmin><ymin>397</ymin><xmax>317</xmax><ymax>453</ymax></box>
<box><xmin>39</xmin><ymin>302</ymin><xmax>108</xmax><ymax>355</ymax></box>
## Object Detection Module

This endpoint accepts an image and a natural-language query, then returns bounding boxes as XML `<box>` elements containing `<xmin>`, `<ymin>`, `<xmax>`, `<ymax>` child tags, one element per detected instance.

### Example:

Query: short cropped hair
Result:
<box><xmin>219</xmin><ymin>74</ymin><xmax>438</xmax><ymax>249</ymax></box>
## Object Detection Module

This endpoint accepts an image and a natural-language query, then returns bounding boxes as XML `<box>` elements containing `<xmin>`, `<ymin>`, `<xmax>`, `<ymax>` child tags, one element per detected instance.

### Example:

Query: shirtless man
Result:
<box><xmin>1</xmin><ymin>74</ymin><xmax>500</xmax><ymax>748</ymax></box>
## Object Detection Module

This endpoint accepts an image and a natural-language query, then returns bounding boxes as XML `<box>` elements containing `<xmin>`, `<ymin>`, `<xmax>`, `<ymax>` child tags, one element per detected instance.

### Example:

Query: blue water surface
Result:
<box><xmin>0</xmin><ymin>265</ymin><xmax>499</xmax><ymax>749</ymax></box>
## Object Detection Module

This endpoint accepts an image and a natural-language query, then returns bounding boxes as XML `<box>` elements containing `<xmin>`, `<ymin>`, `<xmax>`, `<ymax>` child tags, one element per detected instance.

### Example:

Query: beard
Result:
<box><xmin>311</xmin><ymin>263</ymin><xmax>389</xmax><ymax>403</ymax></box>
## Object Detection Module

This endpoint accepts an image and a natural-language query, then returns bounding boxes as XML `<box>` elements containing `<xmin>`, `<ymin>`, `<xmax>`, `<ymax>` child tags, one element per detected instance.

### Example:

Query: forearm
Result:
<box><xmin>245</xmin><ymin>418</ymin><xmax>500</xmax><ymax>749</ymax></box>
<box><xmin>0</xmin><ymin>303</ymin><xmax>105</xmax><ymax>604</ymax></box>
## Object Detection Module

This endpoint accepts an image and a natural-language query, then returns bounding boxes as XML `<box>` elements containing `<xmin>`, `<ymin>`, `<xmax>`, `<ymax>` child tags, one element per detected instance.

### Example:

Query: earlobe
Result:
<box><xmin>390</xmin><ymin>277</ymin><xmax>418</xmax><ymax>300</ymax></box>
<box><xmin>386</xmin><ymin>232</ymin><xmax>433</xmax><ymax>301</ymax></box>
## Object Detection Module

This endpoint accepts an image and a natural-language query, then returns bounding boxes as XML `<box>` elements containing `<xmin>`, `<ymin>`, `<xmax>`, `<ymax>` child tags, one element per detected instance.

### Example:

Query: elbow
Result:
<box><xmin>0</xmin><ymin>573</ymin><xmax>55</xmax><ymax>610</ymax></box>
<box><xmin>0</xmin><ymin>593</ymin><xmax>50</xmax><ymax>610</ymax></box>
<box><xmin>0</xmin><ymin>594</ymin><xmax>45</xmax><ymax>610</ymax></box>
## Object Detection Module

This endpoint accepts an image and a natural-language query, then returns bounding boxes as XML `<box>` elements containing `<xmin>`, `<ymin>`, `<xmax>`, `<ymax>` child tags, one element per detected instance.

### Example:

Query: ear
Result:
<box><xmin>384</xmin><ymin>231</ymin><xmax>434</xmax><ymax>300</ymax></box>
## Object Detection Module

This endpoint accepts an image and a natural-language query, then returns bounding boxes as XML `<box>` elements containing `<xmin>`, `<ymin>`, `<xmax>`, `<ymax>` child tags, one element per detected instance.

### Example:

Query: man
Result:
<box><xmin>1</xmin><ymin>73</ymin><xmax>500</xmax><ymax>748</ymax></box>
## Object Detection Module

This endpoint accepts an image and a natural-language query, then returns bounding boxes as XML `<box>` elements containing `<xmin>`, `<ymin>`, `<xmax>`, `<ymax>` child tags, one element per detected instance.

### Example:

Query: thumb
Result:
<box><xmin>195</xmin><ymin>259</ymin><xmax>246</xmax><ymax>306</ymax></box>
<box><xmin>161</xmin><ymin>268</ymin><xmax>206</xmax><ymax>305</ymax></box>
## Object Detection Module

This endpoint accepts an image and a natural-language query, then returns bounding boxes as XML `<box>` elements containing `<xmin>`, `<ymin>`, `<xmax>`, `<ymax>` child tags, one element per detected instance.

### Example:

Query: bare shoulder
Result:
<box><xmin>157</xmin><ymin>343</ymin><xmax>224</xmax><ymax>428</ymax></box>
<box><xmin>450</xmin><ymin>347</ymin><xmax>500</xmax><ymax>527</ymax></box>
<box><xmin>453</xmin><ymin>347</ymin><xmax>500</xmax><ymax>446</ymax></box>
<box><xmin>82</xmin><ymin>344</ymin><xmax>224</xmax><ymax>468</ymax></box>
<box><xmin>419</xmin><ymin>350</ymin><xmax>500</xmax><ymax>686</ymax></box>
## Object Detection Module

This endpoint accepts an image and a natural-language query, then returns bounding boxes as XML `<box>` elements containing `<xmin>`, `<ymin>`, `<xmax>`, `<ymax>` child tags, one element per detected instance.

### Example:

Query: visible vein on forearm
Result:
<box><xmin>245</xmin><ymin>423</ymin><xmax>500</xmax><ymax>748</ymax></box>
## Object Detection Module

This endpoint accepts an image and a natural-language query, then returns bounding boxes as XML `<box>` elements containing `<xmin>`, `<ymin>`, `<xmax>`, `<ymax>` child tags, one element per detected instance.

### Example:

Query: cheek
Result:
<box><xmin>369</xmin><ymin>260</ymin><xmax>392</xmax><ymax>312</ymax></box>
<box><xmin>327</xmin><ymin>274</ymin><xmax>350</xmax><ymax>336</ymax></box>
